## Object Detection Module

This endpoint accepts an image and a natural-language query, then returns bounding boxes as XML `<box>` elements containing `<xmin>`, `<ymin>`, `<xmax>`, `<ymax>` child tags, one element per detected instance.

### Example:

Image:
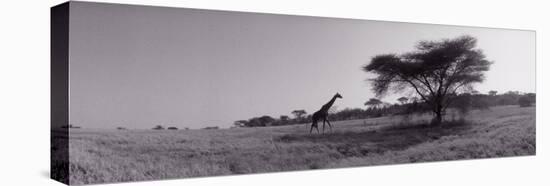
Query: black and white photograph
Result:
<box><xmin>49</xmin><ymin>1</ymin><xmax>536</xmax><ymax>185</ymax></box>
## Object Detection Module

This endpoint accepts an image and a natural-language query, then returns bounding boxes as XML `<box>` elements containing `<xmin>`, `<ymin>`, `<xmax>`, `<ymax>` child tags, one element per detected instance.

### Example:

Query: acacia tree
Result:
<box><xmin>291</xmin><ymin>110</ymin><xmax>307</xmax><ymax>119</ymax></box>
<box><xmin>363</xmin><ymin>35</ymin><xmax>491</xmax><ymax>124</ymax></box>
<box><xmin>364</xmin><ymin>98</ymin><xmax>382</xmax><ymax>109</ymax></box>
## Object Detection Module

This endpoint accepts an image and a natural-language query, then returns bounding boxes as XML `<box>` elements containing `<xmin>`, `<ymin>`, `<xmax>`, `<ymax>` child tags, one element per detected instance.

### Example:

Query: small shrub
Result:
<box><xmin>152</xmin><ymin>125</ymin><xmax>165</xmax><ymax>130</ymax></box>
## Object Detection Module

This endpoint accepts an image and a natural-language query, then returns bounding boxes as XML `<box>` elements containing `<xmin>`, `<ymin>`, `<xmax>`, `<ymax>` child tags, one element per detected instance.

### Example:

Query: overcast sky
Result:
<box><xmin>68</xmin><ymin>2</ymin><xmax>535</xmax><ymax>129</ymax></box>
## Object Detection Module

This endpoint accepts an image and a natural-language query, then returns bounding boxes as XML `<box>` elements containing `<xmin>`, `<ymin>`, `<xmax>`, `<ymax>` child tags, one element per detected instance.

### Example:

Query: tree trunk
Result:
<box><xmin>431</xmin><ymin>104</ymin><xmax>443</xmax><ymax>125</ymax></box>
<box><xmin>432</xmin><ymin>111</ymin><xmax>443</xmax><ymax>125</ymax></box>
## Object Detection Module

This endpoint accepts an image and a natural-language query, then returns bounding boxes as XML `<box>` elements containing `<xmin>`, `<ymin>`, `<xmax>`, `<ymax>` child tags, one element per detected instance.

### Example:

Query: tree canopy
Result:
<box><xmin>291</xmin><ymin>110</ymin><xmax>307</xmax><ymax>119</ymax></box>
<box><xmin>364</xmin><ymin>98</ymin><xmax>383</xmax><ymax>108</ymax></box>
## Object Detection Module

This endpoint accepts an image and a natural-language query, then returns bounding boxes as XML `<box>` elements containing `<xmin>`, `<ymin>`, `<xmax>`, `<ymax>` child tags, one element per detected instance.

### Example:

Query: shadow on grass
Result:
<box><xmin>277</xmin><ymin>120</ymin><xmax>474</xmax><ymax>156</ymax></box>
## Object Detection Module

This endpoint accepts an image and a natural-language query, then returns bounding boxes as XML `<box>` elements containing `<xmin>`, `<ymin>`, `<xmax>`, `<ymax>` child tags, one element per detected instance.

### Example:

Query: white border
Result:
<box><xmin>0</xmin><ymin>0</ymin><xmax>546</xmax><ymax>186</ymax></box>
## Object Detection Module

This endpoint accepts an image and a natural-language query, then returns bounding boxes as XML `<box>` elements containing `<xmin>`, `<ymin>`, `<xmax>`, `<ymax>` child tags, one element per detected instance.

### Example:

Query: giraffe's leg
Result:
<box><xmin>326</xmin><ymin>119</ymin><xmax>333</xmax><ymax>132</ymax></box>
<box><xmin>315</xmin><ymin>117</ymin><xmax>321</xmax><ymax>134</ymax></box>
<box><xmin>322</xmin><ymin>119</ymin><xmax>326</xmax><ymax>134</ymax></box>
<box><xmin>310</xmin><ymin>120</ymin><xmax>317</xmax><ymax>134</ymax></box>
<box><xmin>316</xmin><ymin>125</ymin><xmax>320</xmax><ymax>134</ymax></box>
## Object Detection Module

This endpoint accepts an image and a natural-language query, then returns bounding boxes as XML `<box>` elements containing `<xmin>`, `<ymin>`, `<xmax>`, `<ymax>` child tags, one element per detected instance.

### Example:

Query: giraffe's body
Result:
<box><xmin>310</xmin><ymin>93</ymin><xmax>342</xmax><ymax>133</ymax></box>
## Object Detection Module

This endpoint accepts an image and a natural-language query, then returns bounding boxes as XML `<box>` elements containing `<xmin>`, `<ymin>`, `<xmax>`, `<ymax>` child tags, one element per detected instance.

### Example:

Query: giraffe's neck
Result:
<box><xmin>322</xmin><ymin>95</ymin><xmax>338</xmax><ymax>111</ymax></box>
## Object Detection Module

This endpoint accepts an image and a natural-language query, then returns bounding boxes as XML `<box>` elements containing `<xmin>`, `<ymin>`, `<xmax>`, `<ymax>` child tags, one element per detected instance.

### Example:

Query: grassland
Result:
<box><xmin>66</xmin><ymin>105</ymin><xmax>535</xmax><ymax>185</ymax></box>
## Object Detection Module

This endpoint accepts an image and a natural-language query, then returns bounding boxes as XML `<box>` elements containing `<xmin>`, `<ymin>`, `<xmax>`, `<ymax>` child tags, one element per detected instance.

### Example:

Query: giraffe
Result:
<box><xmin>310</xmin><ymin>93</ymin><xmax>343</xmax><ymax>134</ymax></box>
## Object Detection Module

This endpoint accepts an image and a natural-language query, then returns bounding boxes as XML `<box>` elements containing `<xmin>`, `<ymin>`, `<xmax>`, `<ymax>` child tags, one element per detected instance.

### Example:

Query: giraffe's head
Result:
<box><xmin>335</xmin><ymin>92</ymin><xmax>343</xmax><ymax>99</ymax></box>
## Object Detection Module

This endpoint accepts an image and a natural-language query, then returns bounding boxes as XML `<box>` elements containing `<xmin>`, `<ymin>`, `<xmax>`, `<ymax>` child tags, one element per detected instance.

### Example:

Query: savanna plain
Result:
<box><xmin>62</xmin><ymin>105</ymin><xmax>535</xmax><ymax>185</ymax></box>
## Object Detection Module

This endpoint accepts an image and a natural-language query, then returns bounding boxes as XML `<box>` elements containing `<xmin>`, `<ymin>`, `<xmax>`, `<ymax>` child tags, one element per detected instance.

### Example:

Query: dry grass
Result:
<box><xmin>67</xmin><ymin>106</ymin><xmax>535</xmax><ymax>185</ymax></box>
<box><xmin>51</xmin><ymin>129</ymin><xmax>69</xmax><ymax>184</ymax></box>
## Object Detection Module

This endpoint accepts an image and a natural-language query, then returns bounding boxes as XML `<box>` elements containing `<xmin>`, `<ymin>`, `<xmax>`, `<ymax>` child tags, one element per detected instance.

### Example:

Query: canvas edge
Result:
<box><xmin>51</xmin><ymin>1</ymin><xmax>70</xmax><ymax>185</ymax></box>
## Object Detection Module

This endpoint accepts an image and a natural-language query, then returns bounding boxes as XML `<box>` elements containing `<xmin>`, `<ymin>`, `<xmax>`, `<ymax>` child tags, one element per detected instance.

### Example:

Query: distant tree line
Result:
<box><xmin>61</xmin><ymin>124</ymin><xmax>81</xmax><ymax>129</ymax></box>
<box><xmin>151</xmin><ymin>125</ymin><xmax>189</xmax><ymax>130</ymax></box>
<box><xmin>234</xmin><ymin>90</ymin><xmax>535</xmax><ymax>128</ymax></box>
